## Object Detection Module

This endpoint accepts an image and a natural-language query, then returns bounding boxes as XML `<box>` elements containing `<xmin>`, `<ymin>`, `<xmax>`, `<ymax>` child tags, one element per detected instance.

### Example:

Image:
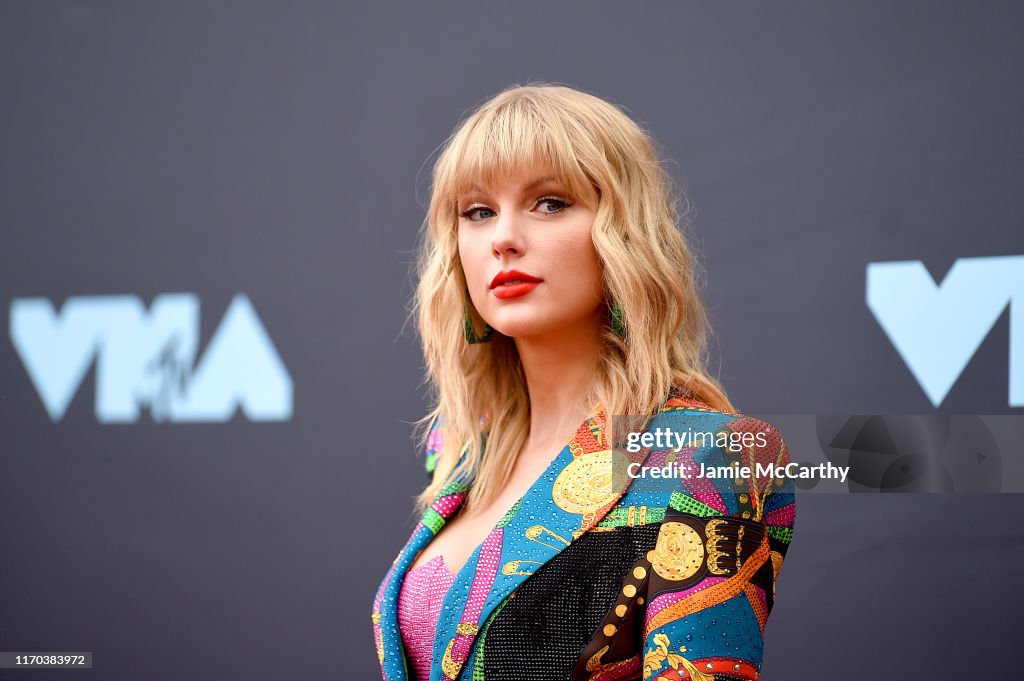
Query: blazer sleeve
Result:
<box><xmin>639</xmin><ymin>418</ymin><xmax>796</xmax><ymax>681</ymax></box>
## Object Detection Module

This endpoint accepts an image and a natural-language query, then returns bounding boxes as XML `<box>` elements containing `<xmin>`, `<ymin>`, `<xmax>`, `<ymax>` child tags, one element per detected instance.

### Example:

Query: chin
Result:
<box><xmin>486</xmin><ymin>310</ymin><xmax>540</xmax><ymax>332</ymax></box>
<box><xmin>497</xmin><ymin>323</ymin><xmax>562</xmax><ymax>340</ymax></box>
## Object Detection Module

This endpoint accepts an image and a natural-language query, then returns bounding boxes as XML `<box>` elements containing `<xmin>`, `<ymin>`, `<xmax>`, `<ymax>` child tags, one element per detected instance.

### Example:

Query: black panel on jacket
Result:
<box><xmin>480</xmin><ymin>524</ymin><xmax>660</xmax><ymax>680</ymax></box>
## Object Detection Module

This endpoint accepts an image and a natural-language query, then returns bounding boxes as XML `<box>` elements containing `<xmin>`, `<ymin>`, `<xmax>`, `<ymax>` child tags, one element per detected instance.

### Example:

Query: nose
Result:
<box><xmin>490</xmin><ymin>208</ymin><xmax>525</xmax><ymax>257</ymax></box>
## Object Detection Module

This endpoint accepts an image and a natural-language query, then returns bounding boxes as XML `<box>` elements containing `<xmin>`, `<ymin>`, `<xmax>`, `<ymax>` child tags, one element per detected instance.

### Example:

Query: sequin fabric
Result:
<box><xmin>397</xmin><ymin>555</ymin><xmax>457</xmax><ymax>681</ymax></box>
<box><xmin>372</xmin><ymin>395</ymin><xmax>797</xmax><ymax>681</ymax></box>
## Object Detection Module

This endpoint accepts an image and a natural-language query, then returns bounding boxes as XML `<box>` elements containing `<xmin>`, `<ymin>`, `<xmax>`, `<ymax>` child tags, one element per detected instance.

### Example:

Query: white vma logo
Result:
<box><xmin>867</xmin><ymin>255</ymin><xmax>1024</xmax><ymax>408</ymax></box>
<box><xmin>9</xmin><ymin>293</ymin><xmax>293</xmax><ymax>423</ymax></box>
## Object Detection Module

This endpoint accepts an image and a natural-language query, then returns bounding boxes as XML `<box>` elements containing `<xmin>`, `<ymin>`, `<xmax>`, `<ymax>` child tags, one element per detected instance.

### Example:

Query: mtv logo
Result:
<box><xmin>9</xmin><ymin>293</ymin><xmax>293</xmax><ymax>423</ymax></box>
<box><xmin>867</xmin><ymin>255</ymin><xmax>1024</xmax><ymax>408</ymax></box>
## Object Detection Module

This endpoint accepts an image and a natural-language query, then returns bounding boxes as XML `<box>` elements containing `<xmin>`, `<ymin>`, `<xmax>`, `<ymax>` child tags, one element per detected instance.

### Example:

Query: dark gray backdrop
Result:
<box><xmin>1</xmin><ymin>2</ymin><xmax>1022</xmax><ymax>679</ymax></box>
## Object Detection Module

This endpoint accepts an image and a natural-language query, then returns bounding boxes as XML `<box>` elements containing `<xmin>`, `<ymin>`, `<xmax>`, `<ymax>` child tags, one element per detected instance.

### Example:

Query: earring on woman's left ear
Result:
<box><xmin>609</xmin><ymin>300</ymin><xmax>627</xmax><ymax>339</ymax></box>
<box><xmin>463</xmin><ymin>288</ymin><xmax>493</xmax><ymax>344</ymax></box>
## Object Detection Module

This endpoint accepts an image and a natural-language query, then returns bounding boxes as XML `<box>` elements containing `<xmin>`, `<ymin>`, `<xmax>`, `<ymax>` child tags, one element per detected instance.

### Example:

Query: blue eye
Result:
<box><xmin>458</xmin><ymin>196</ymin><xmax>573</xmax><ymax>221</ymax></box>
<box><xmin>536</xmin><ymin>197</ymin><xmax>571</xmax><ymax>214</ymax></box>
<box><xmin>459</xmin><ymin>206</ymin><xmax>495</xmax><ymax>221</ymax></box>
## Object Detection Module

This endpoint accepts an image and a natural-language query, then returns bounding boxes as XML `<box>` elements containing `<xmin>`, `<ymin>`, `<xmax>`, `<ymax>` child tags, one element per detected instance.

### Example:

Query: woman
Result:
<box><xmin>372</xmin><ymin>83</ymin><xmax>796</xmax><ymax>681</ymax></box>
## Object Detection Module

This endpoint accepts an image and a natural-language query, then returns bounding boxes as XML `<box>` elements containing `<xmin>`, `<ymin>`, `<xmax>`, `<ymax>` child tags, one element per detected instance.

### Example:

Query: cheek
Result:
<box><xmin>546</xmin><ymin>225</ymin><xmax>603</xmax><ymax>297</ymax></box>
<box><xmin>579</xmin><ymin>247</ymin><xmax>605</xmax><ymax>297</ymax></box>
<box><xmin>458</xmin><ymin>232</ymin><xmax>485</xmax><ymax>275</ymax></box>
<box><xmin>571</xmin><ymin>226</ymin><xmax>602</xmax><ymax>274</ymax></box>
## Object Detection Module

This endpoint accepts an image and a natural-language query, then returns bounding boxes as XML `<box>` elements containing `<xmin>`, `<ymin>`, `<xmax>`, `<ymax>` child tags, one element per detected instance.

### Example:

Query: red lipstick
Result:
<box><xmin>490</xmin><ymin>270</ymin><xmax>542</xmax><ymax>300</ymax></box>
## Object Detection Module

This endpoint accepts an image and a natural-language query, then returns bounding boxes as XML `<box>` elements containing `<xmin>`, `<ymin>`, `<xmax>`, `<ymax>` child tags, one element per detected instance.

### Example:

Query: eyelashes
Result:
<box><xmin>458</xmin><ymin>206</ymin><xmax>493</xmax><ymax>221</ymax></box>
<box><xmin>458</xmin><ymin>196</ymin><xmax>573</xmax><ymax>222</ymax></box>
<box><xmin>535</xmin><ymin>197</ymin><xmax>573</xmax><ymax>215</ymax></box>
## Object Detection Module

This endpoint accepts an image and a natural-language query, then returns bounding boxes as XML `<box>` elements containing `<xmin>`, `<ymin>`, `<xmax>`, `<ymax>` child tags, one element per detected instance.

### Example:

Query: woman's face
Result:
<box><xmin>457</xmin><ymin>170</ymin><xmax>604</xmax><ymax>341</ymax></box>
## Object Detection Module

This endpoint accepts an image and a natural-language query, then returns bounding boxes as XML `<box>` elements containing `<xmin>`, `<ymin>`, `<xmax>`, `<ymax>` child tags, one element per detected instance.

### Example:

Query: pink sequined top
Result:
<box><xmin>398</xmin><ymin>554</ymin><xmax>457</xmax><ymax>681</ymax></box>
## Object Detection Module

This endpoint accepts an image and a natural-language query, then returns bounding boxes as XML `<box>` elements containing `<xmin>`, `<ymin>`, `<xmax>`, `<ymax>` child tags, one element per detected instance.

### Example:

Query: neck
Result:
<box><xmin>514</xmin><ymin>310</ymin><xmax>604</xmax><ymax>448</ymax></box>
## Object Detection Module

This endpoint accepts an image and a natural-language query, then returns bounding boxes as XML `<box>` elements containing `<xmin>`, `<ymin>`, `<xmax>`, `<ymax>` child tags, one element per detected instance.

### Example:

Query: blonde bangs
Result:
<box><xmin>432</xmin><ymin>94</ymin><xmax>601</xmax><ymax>224</ymax></box>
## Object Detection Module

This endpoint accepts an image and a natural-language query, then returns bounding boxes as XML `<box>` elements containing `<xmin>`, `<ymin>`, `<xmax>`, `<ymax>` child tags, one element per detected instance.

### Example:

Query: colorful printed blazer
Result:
<box><xmin>372</xmin><ymin>395</ymin><xmax>796</xmax><ymax>681</ymax></box>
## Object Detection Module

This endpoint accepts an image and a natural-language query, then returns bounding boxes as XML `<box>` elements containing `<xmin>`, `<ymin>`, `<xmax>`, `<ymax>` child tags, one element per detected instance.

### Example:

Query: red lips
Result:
<box><xmin>490</xmin><ymin>270</ymin><xmax>542</xmax><ymax>289</ymax></box>
<box><xmin>490</xmin><ymin>270</ymin><xmax>543</xmax><ymax>300</ymax></box>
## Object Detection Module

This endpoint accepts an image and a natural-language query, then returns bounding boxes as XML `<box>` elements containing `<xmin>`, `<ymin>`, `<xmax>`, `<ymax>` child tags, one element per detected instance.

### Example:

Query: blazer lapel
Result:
<box><xmin>373</xmin><ymin>459</ymin><xmax>472</xmax><ymax>680</ymax></box>
<box><xmin>428</xmin><ymin>403</ymin><xmax>659</xmax><ymax>681</ymax></box>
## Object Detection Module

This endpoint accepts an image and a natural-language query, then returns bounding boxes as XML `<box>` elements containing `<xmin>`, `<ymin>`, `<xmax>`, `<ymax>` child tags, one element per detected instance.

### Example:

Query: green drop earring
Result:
<box><xmin>609</xmin><ymin>300</ymin><xmax>627</xmax><ymax>339</ymax></box>
<box><xmin>463</xmin><ymin>288</ymin><xmax>493</xmax><ymax>344</ymax></box>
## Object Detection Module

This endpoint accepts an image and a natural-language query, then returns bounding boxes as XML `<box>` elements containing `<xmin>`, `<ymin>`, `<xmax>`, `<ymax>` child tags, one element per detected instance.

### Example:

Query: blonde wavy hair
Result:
<box><xmin>410</xmin><ymin>82</ymin><xmax>735</xmax><ymax>515</ymax></box>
